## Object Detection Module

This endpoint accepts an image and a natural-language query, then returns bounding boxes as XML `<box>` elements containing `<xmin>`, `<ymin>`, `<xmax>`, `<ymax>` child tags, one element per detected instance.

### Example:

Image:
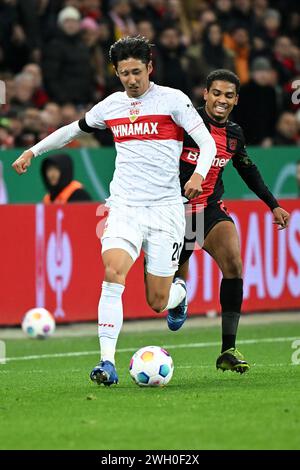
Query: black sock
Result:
<box><xmin>220</xmin><ymin>278</ymin><xmax>243</xmax><ymax>353</ymax></box>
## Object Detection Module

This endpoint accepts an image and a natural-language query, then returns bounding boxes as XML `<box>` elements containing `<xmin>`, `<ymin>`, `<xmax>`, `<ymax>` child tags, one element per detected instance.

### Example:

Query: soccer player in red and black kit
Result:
<box><xmin>169</xmin><ymin>69</ymin><xmax>290</xmax><ymax>373</ymax></box>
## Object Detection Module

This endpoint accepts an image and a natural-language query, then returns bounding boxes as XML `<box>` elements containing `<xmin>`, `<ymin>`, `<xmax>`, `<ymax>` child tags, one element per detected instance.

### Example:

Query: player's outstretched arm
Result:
<box><xmin>231</xmin><ymin>125</ymin><xmax>292</xmax><ymax>230</ymax></box>
<box><xmin>12</xmin><ymin>121</ymin><xmax>85</xmax><ymax>175</ymax></box>
<box><xmin>232</xmin><ymin>146</ymin><xmax>290</xmax><ymax>230</ymax></box>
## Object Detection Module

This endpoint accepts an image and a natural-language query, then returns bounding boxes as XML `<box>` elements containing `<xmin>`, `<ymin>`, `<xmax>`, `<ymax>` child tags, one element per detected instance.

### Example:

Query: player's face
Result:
<box><xmin>116</xmin><ymin>58</ymin><xmax>153</xmax><ymax>98</ymax></box>
<box><xmin>204</xmin><ymin>81</ymin><xmax>238</xmax><ymax>122</ymax></box>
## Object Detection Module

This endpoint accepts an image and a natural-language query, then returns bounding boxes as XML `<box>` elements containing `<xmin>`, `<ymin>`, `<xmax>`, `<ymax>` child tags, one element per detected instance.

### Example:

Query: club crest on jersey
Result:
<box><xmin>129</xmin><ymin>108</ymin><xmax>140</xmax><ymax>122</ymax></box>
<box><xmin>129</xmin><ymin>102</ymin><xmax>141</xmax><ymax>122</ymax></box>
<box><xmin>228</xmin><ymin>138</ymin><xmax>238</xmax><ymax>151</ymax></box>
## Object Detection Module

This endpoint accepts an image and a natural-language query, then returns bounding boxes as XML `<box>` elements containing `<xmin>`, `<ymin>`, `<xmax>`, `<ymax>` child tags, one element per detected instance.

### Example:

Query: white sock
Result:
<box><xmin>98</xmin><ymin>281</ymin><xmax>124</xmax><ymax>364</ymax></box>
<box><xmin>163</xmin><ymin>282</ymin><xmax>186</xmax><ymax>311</ymax></box>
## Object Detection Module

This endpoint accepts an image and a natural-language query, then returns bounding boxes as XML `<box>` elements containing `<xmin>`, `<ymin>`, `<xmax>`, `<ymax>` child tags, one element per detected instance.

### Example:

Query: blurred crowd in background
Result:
<box><xmin>1</xmin><ymin>0</ymin><xmax>300</xmax><ymax>149</ymax></box>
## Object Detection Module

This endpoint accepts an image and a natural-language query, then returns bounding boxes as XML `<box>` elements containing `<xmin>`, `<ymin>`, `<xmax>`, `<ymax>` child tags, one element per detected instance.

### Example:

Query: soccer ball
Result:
<box><xmin>21</xmin><ymin>308</ymin><xmax>55</xmax><ymax>339</ymax></box>
<box><xmin>129</xmin><ymin>346</ymin><xmax>174</xmax><ymax>387</ymax></box>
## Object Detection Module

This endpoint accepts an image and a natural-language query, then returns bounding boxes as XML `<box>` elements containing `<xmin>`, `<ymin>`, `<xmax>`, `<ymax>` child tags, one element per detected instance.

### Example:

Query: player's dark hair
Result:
<box><xmin>109</xmin><ymin>36</ymin><xmax>153</xmax><ymax>68</ymax></box>
<box><xmin>206</xmin><ymin>69</ymin><xmax>240</xmax><ymax>94</ymax></box>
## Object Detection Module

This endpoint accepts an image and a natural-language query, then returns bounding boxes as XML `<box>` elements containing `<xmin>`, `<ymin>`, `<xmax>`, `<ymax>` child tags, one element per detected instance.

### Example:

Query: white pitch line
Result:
<box><xmin>4</xmin><ymin>336</ymin><xmax>300</xmax><ymax>363</ymax></box>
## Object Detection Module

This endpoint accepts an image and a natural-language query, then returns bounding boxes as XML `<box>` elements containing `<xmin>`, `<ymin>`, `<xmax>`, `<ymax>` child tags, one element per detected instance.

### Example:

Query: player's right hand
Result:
<box><xmin>12</xmin><ymin>150</ymin><xmax>34</xmax><ymax>174</ymax></box>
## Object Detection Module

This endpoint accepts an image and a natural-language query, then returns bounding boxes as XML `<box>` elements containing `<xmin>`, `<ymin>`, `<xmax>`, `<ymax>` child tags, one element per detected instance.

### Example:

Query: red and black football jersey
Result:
<box><xmin>180</xmin><ymin>107</ymin><xmax>279</xmax><ymax>211</ymax></box>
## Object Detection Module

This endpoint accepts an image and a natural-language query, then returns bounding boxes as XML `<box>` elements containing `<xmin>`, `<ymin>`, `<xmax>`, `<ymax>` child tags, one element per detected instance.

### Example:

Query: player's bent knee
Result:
<box><xmin>104</xmin><ymin>265</ymin><xmax>126</xmax><ymax>284</ymax></box>
<box><xmin>222</xmin><ymin>255</ymin><xmax>243</xmax><ymax>278</ymax></box>
<box><xmin>147</xmin><ymin>293</ymin><xmax>168</xmax><ymax>314</ymax></box>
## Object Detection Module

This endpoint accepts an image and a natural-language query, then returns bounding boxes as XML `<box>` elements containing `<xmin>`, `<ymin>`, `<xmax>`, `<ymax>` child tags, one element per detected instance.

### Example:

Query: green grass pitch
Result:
<box><xmin>1</xmin><ymin>320</ymin><xmax>300</xmax><ymax>450</ymax></box>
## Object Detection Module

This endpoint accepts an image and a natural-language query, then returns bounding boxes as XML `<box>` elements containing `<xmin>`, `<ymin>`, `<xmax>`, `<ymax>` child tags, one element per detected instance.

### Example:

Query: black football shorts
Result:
<box><xmin>179</xmin><ymin>200</ymin><xmax>234</xmax><ymax>265</ymax></box>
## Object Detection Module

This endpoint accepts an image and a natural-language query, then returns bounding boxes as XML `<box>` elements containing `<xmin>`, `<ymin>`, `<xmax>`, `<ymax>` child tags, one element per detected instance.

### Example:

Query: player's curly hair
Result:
<box><xmin>207</xmin><ymin>69</ymin><xmax>240</xmax><ymax>94</ymax></box>
<box><xmin>109</xmin><ymin>36</ymin><xmax>153</xmax><ymax>68</ymax></box>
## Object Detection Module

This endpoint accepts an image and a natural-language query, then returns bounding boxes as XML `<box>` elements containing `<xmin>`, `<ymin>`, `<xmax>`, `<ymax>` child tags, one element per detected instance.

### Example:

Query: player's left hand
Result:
<box><xmin>184</xmin><ymin>173</ymin><xmax>204</xmax><ymax>200</ymax></box>
<box><xmin>273</xmin><ymin>207</ymin><xmax>290</xmax><ymax>230</ymax></box>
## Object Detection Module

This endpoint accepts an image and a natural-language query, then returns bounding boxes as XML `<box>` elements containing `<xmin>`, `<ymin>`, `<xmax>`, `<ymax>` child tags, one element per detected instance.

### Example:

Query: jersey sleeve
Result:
<box><xmin>84</xmin><ymin>101</ymin><xmax>107</xmax><ymax>130</ymax></box>
<box><xmin>232</xmin><ymin>126</ymin><xmax>279</xmax><ymax>211</ymax></box>
<box><xmin>170</xmin><ymin>90</ymin><xmax>205</xmax><ymax>134</ymax></box>
<box><xmin>232</xmin><ymin>127</ymin><xmax>254</xmax><ymax>168</ymax></box>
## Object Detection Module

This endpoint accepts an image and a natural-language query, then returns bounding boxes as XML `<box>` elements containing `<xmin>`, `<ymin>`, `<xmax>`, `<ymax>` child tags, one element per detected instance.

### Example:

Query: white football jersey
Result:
<box><xmin>85</xmin><ymin>82</ymin><xmax>205</xmax><ymax>206</ymax></box>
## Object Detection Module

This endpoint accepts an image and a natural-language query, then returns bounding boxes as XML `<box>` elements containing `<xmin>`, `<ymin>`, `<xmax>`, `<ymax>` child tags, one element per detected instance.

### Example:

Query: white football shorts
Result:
<box><xmin>101</xmin><ymin>203</ymin><xmax>185</xmax><ymax>277</ymax></box>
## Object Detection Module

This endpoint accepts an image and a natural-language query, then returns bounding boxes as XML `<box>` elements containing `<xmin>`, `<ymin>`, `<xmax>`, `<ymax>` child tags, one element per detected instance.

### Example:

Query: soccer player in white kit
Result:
<box><xmin>12</xmin><ymin>37</ymin><xmax>216</xmax><ymax>386</ymax></box>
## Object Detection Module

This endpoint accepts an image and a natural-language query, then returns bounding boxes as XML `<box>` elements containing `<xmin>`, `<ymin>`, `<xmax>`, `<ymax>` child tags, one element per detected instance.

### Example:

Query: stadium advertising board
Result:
<box><xmin>0</xmin><ymin>200</ymin><xmax>299</xmax><ymax>325</ymax></box>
